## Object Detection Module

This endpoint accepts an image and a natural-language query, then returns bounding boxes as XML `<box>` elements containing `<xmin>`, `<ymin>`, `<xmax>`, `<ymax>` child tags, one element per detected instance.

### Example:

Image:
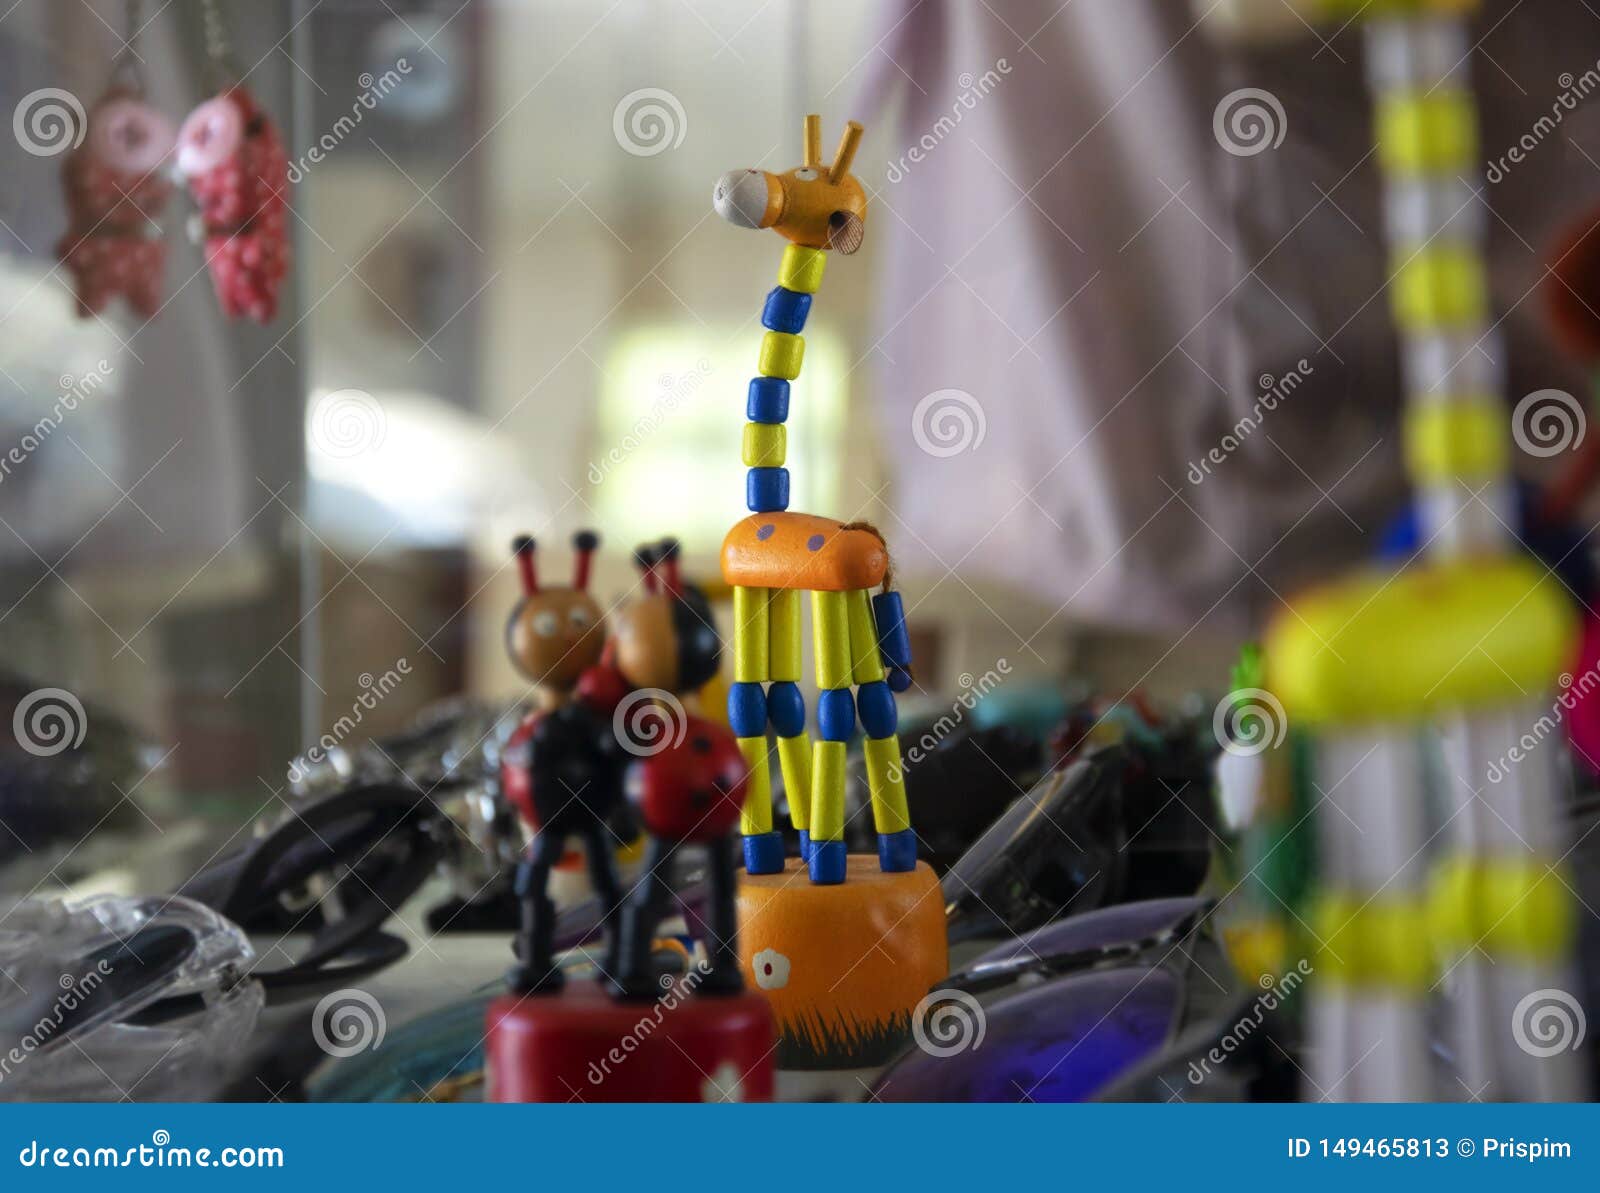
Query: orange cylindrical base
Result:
<box><xmin>485</xmin><ymin>980</ymin><xmax>776</xmax><ymax>1102</ymax></box>
<box><xmin>737</xmin><ymin>857</ymin><xmax>947</xmax><ymax>1068</ymax></box>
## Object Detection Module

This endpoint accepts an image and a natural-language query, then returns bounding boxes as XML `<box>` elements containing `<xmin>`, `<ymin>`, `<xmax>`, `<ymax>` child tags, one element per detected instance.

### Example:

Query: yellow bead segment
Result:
<box><xmin>775</xmin><ymin>731</ymin><xmax>812</xmax><ymax>831</ymax></box>
<box><xmin>862</xmin><ymin>734</ymin><xmax>911</xmax><ymax>834</ymax></box>
<box><xmin>1265</xmin><ymin>557</ymin><xmax>1578</xmax><ymax>726</ymax></box>
<box><xmin>737</xmin><ymin>735</ymin><xmax>773</xmax><ymax>836</ymax></box>
<box><xmin>777</xmin><ymin>244</ymin><xmax>826</xmax><ymax>293</ymax></box>
<box><xmin>1376</xmin><ymin>90</ymin><xmax>1477</xmax><ymax>174</ymax></box>
<box><xmin>732</xmin><ymin>585</ymin><xmax>769</xmax><ymax>683</ymax></box>
<box><xmin>1223</xmin><ymin>918</ymin><xmax>1290</xmax><ymax>989</ymax></box>
<box><xmin>1429</xmin><ymin>855</ymin><xmax>1573</xmax><ymax>962</ymax></box>
<box><xmin>758</xmin><ymin>331</ymin><xmax>805</xmax><ymax>380</ymax></box>
<box><xmin>811</xmin><ymin>590</ymin><xmax>852</xmax><ymax>690</ymax></box>
<box><xmin>1403</xmin><ymin>400</ymin><xmax>1507</xmax><ymax>484</ymax></box>
<box><xmin>768</xmin><ymin>588</ymin><xmax>802</xmax><ymax>682</ymax></box>
<box><xmin>1311</xmin><ymin>892</ymin><xmax>1432</xmax><ymax>990</ymax></box>
<box><xmin>846</xmin><ymin>588</ymin><xmax>887</xmax><ymax>685</ymax></box>
<box><xmin>810</xmin><ymin>740</ymin><xmax>847</xmax><ymax>841</ymax></box>
<box><xmin>1319</xmin><ymin>0</ymin><xmax>1479</xmax><ymax>22</ymax></box>
<box><xmin>742</xmin><ymin>421</ymin><xmax>786</xmax><ymax>468</ymax></box>
<box><xmin>1392</xmin><ymin>246</ymin><xmax>1488</xmax><ymax>331</ymax></box>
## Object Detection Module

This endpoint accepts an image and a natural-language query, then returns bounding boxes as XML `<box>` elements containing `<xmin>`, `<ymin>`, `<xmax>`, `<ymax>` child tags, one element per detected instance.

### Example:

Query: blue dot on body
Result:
<box><xmin>806</xmin><ymin>534</ymin><xmax>825</xmax><ymax>551</ymax></box>
<box><xmin>756</xmin><ymin>524</ymin><xmax>775</xmax><ymax>541</ymax></box>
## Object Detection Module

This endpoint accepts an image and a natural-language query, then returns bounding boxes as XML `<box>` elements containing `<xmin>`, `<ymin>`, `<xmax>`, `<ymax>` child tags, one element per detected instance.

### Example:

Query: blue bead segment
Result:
<box><xmin>747</xmin><ymin>467</ymin><xmax>789</xmax><ymax>512</ymax></box>
<box><xmin>743</xmin><ymin>831</ymin><xmax>785</xmax><ymax>875</ymax></box>
<box><xmin>728</xmin><ymin>682</ymin><xmax>768</xmax><ymax>738</ymax></box>
<box><xmin>746</xmin><ymin>376</ymin><xmax>790</xmax><ymax>424</ymax></box>
<box><xmin>767</xmin><ymin>681</ymin><xmax>807</xmax><ymax>737</ymax></box>
<box><xmin>872</xmin><ymin>591</ymin><xmax>911</xmax><ymax>669</ymax></box>
<box><xmin>761</xmin><ymin>286</ymin><xmax>812</xmax><ymax>335</ymax></box>
<box><xmin>817</xmin><ymin>688</ymin><xmax>856</xmax><ymax>742</ymax></box>
<box><xmin>857</xmin><ymin>681</ymin><xmax>898</xmax><ymax>738</ymax></box>
<box><xmin>878</xmin><ymin>829</ymin><xmax>917</xmax><ymax>872</ymax></box>
<box><xmin>797</xmin><ymin>829</ymin><xmax>812</xmax><ymax>862</ymax></box>
<box><xmin>887</xmin><ymin>666</ymin><xmax>913</xmax><ymax>693</ymax></box>
<box><xmin>809</xmin><ymin>839</ymin><xmax>847</xmax><ymax>885</ymax></box>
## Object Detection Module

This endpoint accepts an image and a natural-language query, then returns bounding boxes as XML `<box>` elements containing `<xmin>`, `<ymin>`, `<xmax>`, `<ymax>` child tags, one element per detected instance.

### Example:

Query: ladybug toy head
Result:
<box><xmin>610</xmin><ymin>539</ymin><xmax>721</xmax><ymax>695</ymax></box>
<box><xmin>505</xmin><ymin>531</ymin><xmax>605</xmax><ymax>697</ymax></box>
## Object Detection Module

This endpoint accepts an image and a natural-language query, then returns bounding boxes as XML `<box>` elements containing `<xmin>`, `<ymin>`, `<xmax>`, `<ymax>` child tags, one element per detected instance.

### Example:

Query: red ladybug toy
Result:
<box><xmin>614</xmin><ymin>713</ymin><xmax>749</xmax><ymax>1000</ymax></box>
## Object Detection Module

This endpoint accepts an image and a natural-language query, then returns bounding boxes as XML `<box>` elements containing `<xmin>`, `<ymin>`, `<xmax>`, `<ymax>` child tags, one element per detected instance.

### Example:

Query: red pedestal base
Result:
<box><xmin>485</xmin><ymin>979</ymin><xmax>776</xmax><ymax>1102</ymax></box>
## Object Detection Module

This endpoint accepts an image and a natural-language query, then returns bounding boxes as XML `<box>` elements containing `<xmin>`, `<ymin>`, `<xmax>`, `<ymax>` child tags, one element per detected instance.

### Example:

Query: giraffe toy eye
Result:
<box><xmin>793</xmin><ymin>167</ymin><xmax>819</xmax><ymax>181</ymax></box>
<box><xmin>533</xmin><ymin>610</ymin><xmax>559</xmax><ymax>637</ymax></box>
<box><xmin>569</xmin><ymin>606</ymin><xmax>593</xmax><ymax>628</ymax></box>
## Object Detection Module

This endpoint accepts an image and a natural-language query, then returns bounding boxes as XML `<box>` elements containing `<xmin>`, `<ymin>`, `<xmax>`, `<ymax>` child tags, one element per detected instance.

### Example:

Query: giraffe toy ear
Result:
<box><xmin>827</xmin><ymin>210</ymin><xmax>865</xmax><ymax>255</ymax></box>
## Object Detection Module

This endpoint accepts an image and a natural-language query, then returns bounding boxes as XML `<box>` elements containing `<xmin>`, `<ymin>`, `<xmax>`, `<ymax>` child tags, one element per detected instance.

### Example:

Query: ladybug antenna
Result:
<box><xmin>512</xmin><ymin>535</ymin><xmax>538</xmax><ymax>596</ymax></box>
<box><xmin>634</xmin><ymin>543</ymin><xmax>660</xmax><ymax>595</ymax></box>
<box><xmin>571</xmin><ymin>530</ymin><xmax>600</xmax><ymax>591</ymax></box>
<box><xmin>658</xmin><ymin>537</ymin><xmax>683</xmax><ymax>597</ymax></box>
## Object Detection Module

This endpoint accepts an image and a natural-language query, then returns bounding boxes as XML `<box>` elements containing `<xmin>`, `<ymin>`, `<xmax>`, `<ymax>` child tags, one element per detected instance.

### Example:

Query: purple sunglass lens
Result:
<box><xmin>872</xmin><ymin>967</ymin><xmax>1180</xmax><ymax>1103</ymax></box>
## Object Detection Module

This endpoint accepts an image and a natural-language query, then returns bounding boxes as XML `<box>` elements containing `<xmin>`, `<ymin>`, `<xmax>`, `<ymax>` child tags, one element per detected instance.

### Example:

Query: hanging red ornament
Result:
<box><xmin>176</xmin><ymin>86</ymin><xmax>291</xmax><ymax>324</ymax></box>
<box><xmin>56</xmin><ymin>62</ymin><xmax>176</xmax><ymax>318</ymax></box>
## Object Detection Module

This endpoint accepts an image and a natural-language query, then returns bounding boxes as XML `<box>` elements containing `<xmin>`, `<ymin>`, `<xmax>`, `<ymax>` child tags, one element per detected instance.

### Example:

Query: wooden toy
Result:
<box><xmin>712</xmin><ymin>115</ymin><xmax>918</xmax><ymax>885</ymax></box>
<box><xmin>611</xmin><ymin>716</ymin><xmax>748</xmax><ymax>994</ymax></box>
<box><xmin>487</xmin><ymin>538</ymin><xmax>777</xmax><ymax>1101</ymax></box>
<box><xmin>1225</xmin><ymin>1</ymin><xmax>1586</xmax><ymax>1102</ymax></box>
<box><xmin>498</xmin><ymin>531</ymin><xmax>625</xmax><ymax>993</ymax></box>
<box><xmin>714</xmin><ymin>116</ymin><xmax>947</xmax><ymax>1067</ymax></box>
<box><xmin>56</xmin><ymin>20</ymin><xmax>175</xmax><ymax>321</ymax></box>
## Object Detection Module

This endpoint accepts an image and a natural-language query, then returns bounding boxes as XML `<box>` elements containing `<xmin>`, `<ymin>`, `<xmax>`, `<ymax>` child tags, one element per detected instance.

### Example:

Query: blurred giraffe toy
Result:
<box><xmin>175</xmin><ymin>87</ymin><xmax>291</xmax><ymax>323</ymax></box>
<box><xmin>1205</xmin><ymin>0</ymin><xmax>1587</xmax><ymax>1102</ymax></box>
<box><xmin>56</xmin><ymin>45</ymin><xmax>175</xmax><ymax>319</ymax></box>
<box><xmin>714</xmin><ymin>117</ymin><xmax>946</xmax><ymax>1068</ymax></box>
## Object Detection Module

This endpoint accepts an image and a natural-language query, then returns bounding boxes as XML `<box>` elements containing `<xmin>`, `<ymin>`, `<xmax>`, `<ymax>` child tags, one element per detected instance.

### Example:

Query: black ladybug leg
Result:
<box><xmin>507</xmin><ymin>832</ymin><xmax>566</xmax><ymax>994</ymax></box>
<box><xmin>698</xmin><ymin>834</ymin><xmax>745</xmax><ymax>995</ymax></box>
<box><xmin>579</xmin><ymin>821</ymin><xmax>626</xmax><ymax>985</ymax></box>
<box><xmin>613</xmin><ymin>836</ymin><xmax>675</xmax><ymax>1000</ymax></box>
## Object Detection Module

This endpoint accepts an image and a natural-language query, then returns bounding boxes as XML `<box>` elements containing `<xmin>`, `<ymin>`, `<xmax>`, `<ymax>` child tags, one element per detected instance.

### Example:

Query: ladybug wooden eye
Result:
<box><xmin>568</xmin><ymin>607</ymin><xmax>593</xmax><ymax>628</ymax></box>
<box><xmin>793</xmin><ymin>167</ymin><xmax>819</xmax><ymax>181</ymax></box>
<box><xmin>533</xmin><ymin>610</ymin><xmax>559</xmax><ymax>637</ymax></box>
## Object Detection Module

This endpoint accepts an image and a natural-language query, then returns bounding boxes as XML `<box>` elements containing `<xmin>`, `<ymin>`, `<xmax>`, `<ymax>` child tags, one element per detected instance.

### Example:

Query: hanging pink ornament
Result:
<box><xmin>56</xmin><ymin>90</ymin><xmax>175</xmax><ymax>319</ymax></box>
<box><xmin>177</xmin><ymin>87</ymin><xmax>291</xmax><ymax>323</ymax></box>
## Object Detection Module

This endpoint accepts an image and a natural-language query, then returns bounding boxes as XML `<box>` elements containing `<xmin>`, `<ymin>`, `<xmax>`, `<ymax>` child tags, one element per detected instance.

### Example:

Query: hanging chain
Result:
<box><xmin>198</xmin><ymin>0</ymin><xmax>238</xmax><ymax>89</ymax></box>
<box><xmin>109</xmin><ymin>0</ymin><xmax>147</xmax><ymax>91</ymax></box>
<box><xmin>200</xmin><ymin>0</ymin><xmax>229</xmax><ymax>64</ymax></box>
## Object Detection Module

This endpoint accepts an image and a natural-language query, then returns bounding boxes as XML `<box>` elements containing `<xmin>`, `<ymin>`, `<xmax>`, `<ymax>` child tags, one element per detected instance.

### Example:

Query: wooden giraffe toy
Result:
<box><xmin>713</xmin><ymin>115</ymin><xmax>917</xmax><ymax>886</ymax></box>
<box><xmin>714</xmin><ymin>117</ymin><xmax>946</xmax><ymax>1068</ymax></box>
<box><xmin>713</xmin><ymin>115</ymin><xmax>915</xmax><ymax>889</ymax></box>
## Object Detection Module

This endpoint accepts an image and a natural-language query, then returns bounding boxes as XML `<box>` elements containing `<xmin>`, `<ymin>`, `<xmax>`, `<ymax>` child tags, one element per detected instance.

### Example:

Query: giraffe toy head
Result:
<box><xmin>712</xmin><ymin>115</ymin><xmax>867</xmax><ymax>254</ymax></box>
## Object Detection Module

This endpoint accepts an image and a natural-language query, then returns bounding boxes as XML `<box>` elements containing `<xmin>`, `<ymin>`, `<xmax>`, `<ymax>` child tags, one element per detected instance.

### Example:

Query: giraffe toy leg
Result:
<box><xmin>809</xmin><ymin>589</ymin><xmax>851</xmax><ymax>884</ymax></box>
<box><xmin>732</xmin><ymin>584</ymin><xmax>784</xmax><ymax>874</ymax></box>
<box><xmin>767</xmin><ymin>588</ymin><xmax>813</xmax><ymax>860</ymax></box>
<box><xmin>847</xmin><ymin>589</ymin><xmax>915</xmax><ymax>871</ymax></box>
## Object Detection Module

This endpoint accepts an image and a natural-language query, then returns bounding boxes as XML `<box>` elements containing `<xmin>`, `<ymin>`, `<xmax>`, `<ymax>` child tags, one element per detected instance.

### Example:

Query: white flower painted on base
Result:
<box><xmin>752</xmin><ymin>948</ymin><xmax>790</xmax><ymax>990</ymax></box>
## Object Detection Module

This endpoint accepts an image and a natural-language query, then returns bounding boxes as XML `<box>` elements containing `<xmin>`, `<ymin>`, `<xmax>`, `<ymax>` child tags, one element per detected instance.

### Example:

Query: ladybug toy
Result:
<box><xmin>499</xmin><ymin>531</ymin><xmax>626</xmax><ymax>993</ymax></box>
